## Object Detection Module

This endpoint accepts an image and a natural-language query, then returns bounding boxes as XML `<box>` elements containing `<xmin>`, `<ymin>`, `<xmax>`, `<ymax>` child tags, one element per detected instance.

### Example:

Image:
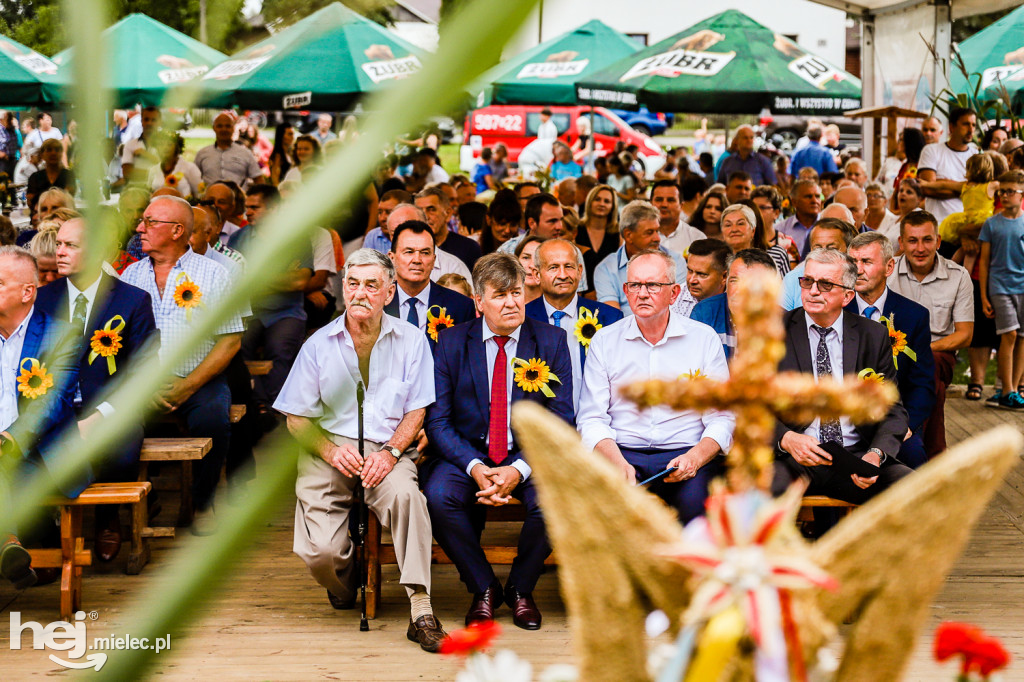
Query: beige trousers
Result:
<box><xmin>293</xmin><ymin>436</ymin><xmax>432</xmax><ymax>600</ymax></box>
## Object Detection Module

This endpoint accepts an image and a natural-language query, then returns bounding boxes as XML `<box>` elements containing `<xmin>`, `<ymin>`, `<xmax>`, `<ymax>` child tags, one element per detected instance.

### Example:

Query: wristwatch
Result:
<box><xmin>867</xmin><ymin>447</ymin><xmax>886</xmax><ymax>465</ymax></box>
<box><xmin>382</xmin><ymin>445</ymin><xmax>402</xmax><ymax>461</ymax></box>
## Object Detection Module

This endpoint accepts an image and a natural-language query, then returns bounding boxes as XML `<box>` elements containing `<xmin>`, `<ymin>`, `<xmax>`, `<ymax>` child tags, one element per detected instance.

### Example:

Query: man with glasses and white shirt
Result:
<box><xmin>577</xmin><ymin>250</ymin><xmax>734</xmax><ymax>523</ymax></box>
<box><xmin>772</xmin><ymin>248</ymin><xmax>912</xmax><ymax>503</ymax></box>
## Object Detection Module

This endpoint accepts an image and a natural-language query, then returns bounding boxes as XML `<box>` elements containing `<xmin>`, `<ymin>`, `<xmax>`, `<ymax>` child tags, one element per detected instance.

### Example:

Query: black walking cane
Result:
<box><xmin>354</xmin><ymin>381</ymin><xmax>370</xmax><ymax>631</ymax></box>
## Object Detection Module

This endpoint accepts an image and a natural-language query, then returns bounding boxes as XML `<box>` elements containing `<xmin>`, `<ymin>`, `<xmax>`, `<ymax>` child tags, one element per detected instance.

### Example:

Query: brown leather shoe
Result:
<box><xmin>505</xmin><ymin>586</ymin><xmax>541</xmax><ymax>630</ymax></box>
<box><xmin>96</xmin><ymin>526</ymin><xmax>122</xmax><ymax>562</ymax></box>
<box><xmin>407</xmin><ymin>615</ymin><xmax>447</xmax><ymax>653</ymax></box>
<box><xmin>0</xmin><ymin>537</ymin><xmax>36</xmax><ymax>590</ymax></box>
<box><xmin>465</xmin><ymin>582</ymin><xmax>502</xmax><ymax>626</ymax></box>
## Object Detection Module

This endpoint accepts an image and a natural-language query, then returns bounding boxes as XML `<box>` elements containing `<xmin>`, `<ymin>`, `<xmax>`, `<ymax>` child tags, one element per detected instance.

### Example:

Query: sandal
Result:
<box><xmin>966</xmin><ymin>383</ymin><xmax>983</xmax><ymax>401</ymax></box>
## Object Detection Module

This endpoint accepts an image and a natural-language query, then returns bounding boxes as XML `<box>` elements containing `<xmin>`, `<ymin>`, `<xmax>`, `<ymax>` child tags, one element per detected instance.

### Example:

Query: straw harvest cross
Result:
<box><xmin>620</xmin><ymin>271</ymin><xmax>898</xmax><ymax>492</ymax></box>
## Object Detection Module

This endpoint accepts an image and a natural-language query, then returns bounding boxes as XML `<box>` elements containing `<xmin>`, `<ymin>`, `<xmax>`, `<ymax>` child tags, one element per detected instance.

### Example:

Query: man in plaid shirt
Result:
<box><xmin>121</xmin><ymin>195</ymin><xmax>244</xmax><ymax>534</ymax></box>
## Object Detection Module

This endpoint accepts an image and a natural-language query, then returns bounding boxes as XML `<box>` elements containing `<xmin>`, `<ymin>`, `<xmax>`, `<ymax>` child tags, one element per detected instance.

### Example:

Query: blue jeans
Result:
<box><xmin>175</xmin><ymin>374</ymin><xmax>231</xmax><ymax>512</ymax></box>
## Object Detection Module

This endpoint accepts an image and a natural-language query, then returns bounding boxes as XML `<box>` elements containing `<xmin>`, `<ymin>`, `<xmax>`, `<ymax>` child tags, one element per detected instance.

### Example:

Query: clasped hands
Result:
<box><xmin>326</xmin><ymin>442</ymin><xmax>397</xmax><ymax>488</ymax></box>
<box><xmin>781</xmin><ymin>431</ymin><xmax>880</xmax><ymax>490</ymax></box>
<box><xmin>470</xmin><ymin>463</ymin><xmax>521</xmax><ymax>506</ymax></box>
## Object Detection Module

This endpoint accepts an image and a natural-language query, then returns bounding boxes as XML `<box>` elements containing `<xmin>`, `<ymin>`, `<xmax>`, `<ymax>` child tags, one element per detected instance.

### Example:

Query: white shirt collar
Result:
<box><xmin>804</xmin><ymin>310</ymin><xmax>845</xmax><ymax>343</ymax></box>
<box><xmin>481</xmin><ymin>319</ymin><xmax>522</xmax><ymax>344</ymax></box>
<box><xmin>542</xmin><ymin>294</ymin><xmax>578</xmax><ymax>321</ymax></box>
<box><xmin>856</xmin><ymin>288</ymin><xmax>888</xmax><ymax>316</ymax></box>
<box><xmin>623</xmin><ymin>310</ymin><xmax>687</xmax><ymax>346</ymax></box>
<box><xmin>326</xmin><ymin>311</ymin><xmax>396</xmax><ymax>341</ymax></box>
<box><xmin>67</xmin><ymin>274</ymin><xmax>102</xmax><ymax>307</ymax></box>
<box><xmin>398</xmin><ymin>282</ymin><xmax>430</xmax><ymax>309</ymax></box>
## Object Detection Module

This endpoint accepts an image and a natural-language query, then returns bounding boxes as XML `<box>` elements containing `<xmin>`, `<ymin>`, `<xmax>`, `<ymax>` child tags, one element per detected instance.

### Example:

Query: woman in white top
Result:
<box><xmin>877</xmin><ymin>177</ymin><xmax>924</xmax><ymax>251</ymax></box>
<box><xmin>282</xmin><ymin>134</ymin><xmax>322</xmax><ymax>184</ymax></box>
<box><xmin>148</xmin><ymin>131</ymin><xmax>202</xmax><ymax>200</ymax></box>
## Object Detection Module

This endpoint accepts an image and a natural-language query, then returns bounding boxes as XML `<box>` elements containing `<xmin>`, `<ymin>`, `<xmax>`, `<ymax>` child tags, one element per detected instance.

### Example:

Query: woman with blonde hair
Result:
<box><xmin>28</xmin><ymin>222</ymin><xmax>60</xmax><ymax>285</ymax></box>
<box><xmin>574</xmin><ymin>184</ymin><xmax>619</xmax><ymax>285</ymax></box>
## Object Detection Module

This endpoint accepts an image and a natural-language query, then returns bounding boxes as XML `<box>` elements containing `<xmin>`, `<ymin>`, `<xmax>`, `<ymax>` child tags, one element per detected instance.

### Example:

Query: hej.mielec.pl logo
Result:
<box><xmin>9</xmin><ymin>610</ymin><xmax>171</xmax><ymax>671</ymax></box>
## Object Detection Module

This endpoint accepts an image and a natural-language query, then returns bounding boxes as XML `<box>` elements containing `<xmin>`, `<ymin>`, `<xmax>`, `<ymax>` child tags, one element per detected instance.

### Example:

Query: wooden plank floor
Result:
<box><xmin>1</xmin><ymin>393</ymin><xmax>1022</xmax><ymax>680</ymax></box>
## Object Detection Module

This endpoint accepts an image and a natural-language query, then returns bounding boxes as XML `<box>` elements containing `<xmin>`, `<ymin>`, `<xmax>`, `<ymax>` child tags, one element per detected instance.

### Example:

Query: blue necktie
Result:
<box><xmin>863</xmin><ymin>306</ymin><xmax>878</xmax><ymax>320</ymax></box>
<box><xmin>551</xmin><ymin>310</ymin><xmax>567</xmax><ymax>329</ymax></box>
<box><xmin>407</xmin><ymin>299</ymin><xmax>419</xmax><ymax>328</ymax></box>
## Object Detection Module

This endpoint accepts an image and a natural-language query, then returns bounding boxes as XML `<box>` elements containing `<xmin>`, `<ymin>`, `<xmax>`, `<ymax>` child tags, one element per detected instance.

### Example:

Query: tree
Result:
<box><xmin>261</xmin><ymin>0</ymin><xmax>392</xmax><ymax>29</ymax></box>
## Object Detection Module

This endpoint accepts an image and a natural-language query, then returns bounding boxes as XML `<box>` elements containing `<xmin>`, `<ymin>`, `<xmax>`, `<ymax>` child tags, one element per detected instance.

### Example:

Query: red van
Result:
<box><xmin>459</xmin><ymin>104</ymin><xmax>665</xmax><ymax>177</ymax></box>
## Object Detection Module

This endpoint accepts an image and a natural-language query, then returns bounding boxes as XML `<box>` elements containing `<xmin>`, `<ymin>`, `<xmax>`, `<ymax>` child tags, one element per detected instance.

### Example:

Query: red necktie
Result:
<box><xmin>488</xmin><ymin>336</ymin><xmax>509</xmax><ymax>464</ymax></box>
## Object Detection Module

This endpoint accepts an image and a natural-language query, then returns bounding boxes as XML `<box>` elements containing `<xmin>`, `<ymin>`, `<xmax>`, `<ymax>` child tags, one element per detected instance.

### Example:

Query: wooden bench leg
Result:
<box><xmin>125</xmin><ymin>498</ymin><xmax>151</xmax><ymax>575</ymax></box>
<box><xmin>365</xmin><ymin>513</ymin><xmax>381</xmax><ymax>620</ymax></box>
<box><xmin>177</xmin><ymin>461</ymin><xmax>194</xmax><ymax>528</ymax></box>
<box><xmin>59</xmin><ymin>506</ymin><xmax>84</xmax><ymax>621</ymax></box>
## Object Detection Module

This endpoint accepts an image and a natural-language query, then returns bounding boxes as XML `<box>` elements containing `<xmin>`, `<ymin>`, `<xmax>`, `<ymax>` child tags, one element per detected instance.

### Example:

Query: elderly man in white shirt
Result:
<box><xmin>577</xmin><ymin>250</ymin><xmax>735</xmax><ymax>522</ymax></box>
<box><xmin>274</xmin><ymin>248</ymin><xmax>446</xmax><ymax>653</ymax></box>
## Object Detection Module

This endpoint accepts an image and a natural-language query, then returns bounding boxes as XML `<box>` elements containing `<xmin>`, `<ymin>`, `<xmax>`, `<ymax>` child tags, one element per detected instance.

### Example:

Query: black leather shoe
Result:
<box><xmin>465</xmin><ymin>582</ymin><xmax>502</xmax><ymax>626</ymax></box>
<box><xmin>407</xmin><ymin>615</ymin><xmax>447</xmax><ymax>653</ymax></box>
<box><xmin>504</xmin><ymin>586</ymin><xmax>541</xmax><ymax>630</ymax></box>
<box><xmin>0</xmin><ymin>539</ymin><xmax>37</xmax><ymax>590</ymax></box>
<box><xmin>327</xmin><ymin>589</ymin><xmax>355</xmax><ymax>610</ymax></box>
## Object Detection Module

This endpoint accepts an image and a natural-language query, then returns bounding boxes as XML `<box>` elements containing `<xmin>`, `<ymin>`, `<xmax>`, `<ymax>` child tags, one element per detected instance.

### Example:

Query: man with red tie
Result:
<box><xmin>424</xmin><ymin>253</ymin><xmax>574</xmax><ymax>631</ymax></box>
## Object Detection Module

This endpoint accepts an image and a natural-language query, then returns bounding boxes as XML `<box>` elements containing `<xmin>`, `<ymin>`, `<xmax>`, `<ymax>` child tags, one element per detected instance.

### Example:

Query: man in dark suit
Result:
<box><xmin>525</xmin><ymin>238</ymin><xmax>623</xmax><ymax>413</ymax></box>
<box><xmin>425</xmin><ymin>253</ymin><xmax>574</xmax><ymax>631</ymax></box>
<box><xmin>385</xmin><ymin>220</ymin><xmax>475</xmax><ymax>350</ymax></box>
<box><xmin>846</xmin><ymin>231</ymin><xmax>934</xmax><ymax>468</ymax></box>
<box><xmin>0</xmin><ymin>246</ymin><xmax>82</xmax><ymax>589</ymax></box>
<box><xmin>773</xmin><ymin>248</ymin><xmax>913</xmax><ymax>504</ymax></box>
<box><xmin>37</xmin><ymin>217</ymin><xmax>159</xmax><ymax>561</ymax></box>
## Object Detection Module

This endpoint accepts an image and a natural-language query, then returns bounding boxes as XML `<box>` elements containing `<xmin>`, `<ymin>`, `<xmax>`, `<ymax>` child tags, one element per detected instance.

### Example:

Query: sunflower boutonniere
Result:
<box><xmin>89</xmin><ymin>315</ymin><xmax>125</xmax><ymax>375</ymax></box>
<box><xmin>574</xmin><ymin>307</ymin><xmax>602</xmax><ymax>352</ymax></box>
<box><xmin>511</xmin><ymin>357</ymin><xmax>562</xmax><ymax>398</ymax></box>
<box><xmin>879</xmin><ymin>314</ymin><xmax>917</xmax><ymax>369</ymax></box>
<box><xmin>426</xmin><ymin>305</ymin><xmax>455</xmax><ymax>342</ymax></box>
<box><xmin>17</xmin><ymin>358</ymin><xmax>53</xmax><ymax>399</ymax></box>
<box><xmin>173</xmin><ymin>272</ymin><xmax>203</xmax><ymax>321</ymax></box>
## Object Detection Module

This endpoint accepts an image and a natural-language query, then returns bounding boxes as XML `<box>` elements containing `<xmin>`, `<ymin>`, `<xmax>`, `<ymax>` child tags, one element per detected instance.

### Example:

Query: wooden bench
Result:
<box><xmin>798</xmin><ymin>495</ymin><xmax>857</xmax><ymax>521</ymax></box>
<box><xmin>363</xmin><ymin>499</ymin><xmax>554</xmax><ymax>619</ymax></box>
<box><xmin>138</xmin><ymin>437</ymin><xmax>212</xmax><ymax>529</ymax></box>
<box><xmin>29</xmin><ymin>482</ymin><xmax>151</xmax><ymax>619</ymax></box>
<box><xmin>244</xmin><ymin>360</ymin><xmax>273</xmax><ymax>377</ymax></box>
<box><xmin>229</xmin><ymin>404</ymin><xmax>246</xmax><ymax>423</ymax></box>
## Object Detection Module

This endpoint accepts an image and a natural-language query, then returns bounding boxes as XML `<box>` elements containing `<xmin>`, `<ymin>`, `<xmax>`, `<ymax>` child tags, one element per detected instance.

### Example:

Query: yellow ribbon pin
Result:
<box><xmin>88</xmin><ymin>315</ymin><xmax>125</xmax><ymax>375</ymax></box>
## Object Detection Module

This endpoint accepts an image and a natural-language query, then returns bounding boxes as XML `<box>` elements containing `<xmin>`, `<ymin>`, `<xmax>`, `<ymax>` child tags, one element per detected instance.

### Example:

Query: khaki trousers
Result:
<box><xmin>293</xmin><ymin>436</ymin><xmax>432</xmax><ymax>600</ymax></box>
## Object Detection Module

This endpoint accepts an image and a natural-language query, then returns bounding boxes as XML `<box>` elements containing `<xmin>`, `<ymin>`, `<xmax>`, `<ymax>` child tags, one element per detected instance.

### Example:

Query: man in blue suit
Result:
<box><xmin>425</xmin><ymin>253</ymin><xmax>574</xmax><ymax>631</ymax></box>
<box><xmin>846</xmin><ymin>232</ymin><xmax>934</xmax><ymax>468</ymax></box>
<box><xmin>385</xmin><ymin>220</ymin><xmax>475</xmax><ymax>350</ymax></box>
<box><xmin>37</xmin><ymin>217</ymin><xmax>159</xmax><ymax>561</ymax></box>
<box><xmin>0</xmin><ymin>245</ymin><xmax>82</xmax><ymax>589</ymax></box>
<box><xmin>525</xmin><ymin>239</ymin><xmax>623</xmax><ymax>412</ymax></box>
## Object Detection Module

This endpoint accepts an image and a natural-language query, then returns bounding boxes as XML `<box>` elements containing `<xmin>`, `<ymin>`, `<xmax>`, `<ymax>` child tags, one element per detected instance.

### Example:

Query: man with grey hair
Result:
<box><xmin>121</xmin><ymin>195</ymin><xmax>244</xmax><ymax>533</ymax></box>
<box><xmin>773</xmin><ymin>247</ymin><xmax>912</xmax><ymax>507</ymax></box>
<box><xmin>716</xmin><ymin>124</ymin><xmax>776</xmax><ymax>185</ymax></box>
<box><xmin>845</xmin><ymin>231</ymin><xmax>934</xmax><ymax>468</ymax></box>
<box><xmin>594</xmin><ymin>200</ymin><xmax>685</xmax><ymax>314</ymax></box>
<box><xmin>790</xmin><ymin>124</ymin><xmax>838</xmax><ymax>177</ymax></box>
<box><xmin>425</xmin><ymin>252</ymin><xmax>573</xmax><ymax>631</ymax></box>
<box><xmin>0</xmin><ymin>245</ymin><xmax>83</xmax><ymax>589</ymax></box>
<box><xmin>579</xmin><ymin>249</ymin><xmax>734</xmax><ymax>523</ymax></box>
<box><xmin>275</xmin><ymin>247</ymin><xmax>446</xmax><ymax>651</ymax></box>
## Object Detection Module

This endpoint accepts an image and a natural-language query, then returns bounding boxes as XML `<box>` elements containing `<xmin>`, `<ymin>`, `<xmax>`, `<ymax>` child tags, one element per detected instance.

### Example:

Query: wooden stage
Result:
<box><xmin>1</xmin><ymin>392</ymin><xmax>1022</xmax><ymax>680</ymax></box>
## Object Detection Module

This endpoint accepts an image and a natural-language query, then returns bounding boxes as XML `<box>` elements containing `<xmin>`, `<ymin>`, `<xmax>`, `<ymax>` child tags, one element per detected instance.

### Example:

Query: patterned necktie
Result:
<box><xmin>488</xmin><ymin>336</ymin><xmax>510</xmax><ymax>464</ymax></box>
<box><xmin>551</xmin><ymin>310</ymin><xmax>567</xmax><ymax>329</ymax></box>
<box><xmin>406</xmin><ymin>298</ymin><xmax>419</xmax><ymax>328</ymax></box>
<box><xmin>863</xmin><ymin>305</ymin><xmax>878</xmax><ymax>320</ymax></box>
<box><xmin>812</xmin><ymin>325</ymin><xmax>843</xmax><ymax>445</ymax></box>
<box><xmin>71</xmin><ymin>293</ymin><xmax>88</xmax><ymax>336</ymax></box>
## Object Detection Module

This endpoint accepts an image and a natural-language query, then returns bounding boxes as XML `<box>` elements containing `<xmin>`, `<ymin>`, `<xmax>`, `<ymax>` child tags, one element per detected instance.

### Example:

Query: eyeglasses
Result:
<box><xmin>624</xmin><ymin>281</ymin><xmax>674</xmax><ymax>294</ymax></box>
<box><xmin>997</xmin><ymin>189</ymin><xmax>1023</xmax><ymax>196</ymax></box>
<box><xmin>798</xmin><ymin>276</ymin><xmax>851</xmax><ymax>292</ymax></box>
<box><xmin>139</xmin><ymin>217</ymin><xmax>182</xmax><ymax>229</ymax></box>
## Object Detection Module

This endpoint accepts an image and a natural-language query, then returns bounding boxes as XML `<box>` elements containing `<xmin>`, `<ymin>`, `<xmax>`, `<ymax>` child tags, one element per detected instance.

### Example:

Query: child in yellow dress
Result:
<box><xmin>939</xmin><ymin>153</ymin><xmax>997</xmax><ymax>244</ymax></box>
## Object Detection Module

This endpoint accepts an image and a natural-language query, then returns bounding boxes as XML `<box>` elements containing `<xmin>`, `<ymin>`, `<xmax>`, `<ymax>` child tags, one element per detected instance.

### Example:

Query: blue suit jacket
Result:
<box><xmin>9</xmin><ymin>307</ymin><xmax>86</xmax><ymax>495</ymax></box>
<box><xmin>524</xmin><ymin>296</ymin><xmax>623</xmax><ymax>368</ymax></box>
<box><xmin>384</xmin><ymin>282</ymin><xmax>476</xmax><ymax>350</ymax></box>
<box><xmin>36</xmin><ymin>274</ymin><xmax>159</xmax><ymax>410</ymax></box>
<box><xmin>426</xmin><ymin>316</ymin><xmax>575</xmax><ymax>473</ymax></box>
<box><xmin>690</xmin><ymin>293</ymin><xmax>734</xmax><ymax>359</ymax></box>
<box><xmin>845</xmin><ymin>290</ymin><xmax>935</xmax><ymax>433</ymax></box>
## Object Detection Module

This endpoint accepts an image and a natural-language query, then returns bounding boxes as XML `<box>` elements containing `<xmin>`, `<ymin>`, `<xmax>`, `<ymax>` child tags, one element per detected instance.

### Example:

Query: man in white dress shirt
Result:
<box><xmin>578</xmin><ymin>250</ymin><xmax>735</xmax><ymax>522</ymax></box>
<box><xmin>274</xmin><ymin>248</ymin><xmax>447</xmax><ymax>652</ymax></box>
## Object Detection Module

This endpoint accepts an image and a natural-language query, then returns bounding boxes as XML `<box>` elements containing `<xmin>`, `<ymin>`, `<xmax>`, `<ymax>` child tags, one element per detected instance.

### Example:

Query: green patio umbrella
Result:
<box><xmin>475</xmin><ymin>19</ymin><xmax>640</xmax><ymax>106</ymax></box>
<box><xmin>51</xmin><ymin>14</ymin><xmax>227</xmax><ymax>108</ymax></box>
<box><xmin>950</xmin><ymin>5</ymin><xmax>1024</xmax><ymax>112</ymax></box>
<box><xmin>195</xmin><ymin>2</ymin><xmax>426</xmax><ymax>111</ymax></box>
<box><xmin>576</xmin><ymin>10</ymin><xmax>861</xmax><ymax>115</ymax></box>
<box><xmin>0</xmin><ymin>35</ymin><xmax>63</xmax><ymax>106</ymax></box>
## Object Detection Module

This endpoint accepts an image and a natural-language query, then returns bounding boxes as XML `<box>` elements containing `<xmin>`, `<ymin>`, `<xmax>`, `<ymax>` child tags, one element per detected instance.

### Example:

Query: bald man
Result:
<box><xmin>121</xmin><ymin>196</ymin><xmax>244</xmax><ymax>533</ymax></box>
<box><xmin>37</xmin><ymin>218</ymin><xmax>159</xmax><ymax>562</ymax></box>
<box><xmin>193</xmin><ymin>112</ymin><xmax>264</xmax><ymax>188</ymax></box>
<box><xmin>716</xmin><ymin>125</ymin><xmax>776</xmax><ymax>186</ymax></box>
<box><xmin>833</xmin><ymin>186</ymin><xmax>868</xmax><ymax>231</ymax></box>
<box><xmin>0</xmin><ymin>246</ymin><xmax>83</xmax><ymax>588</ymax></box>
